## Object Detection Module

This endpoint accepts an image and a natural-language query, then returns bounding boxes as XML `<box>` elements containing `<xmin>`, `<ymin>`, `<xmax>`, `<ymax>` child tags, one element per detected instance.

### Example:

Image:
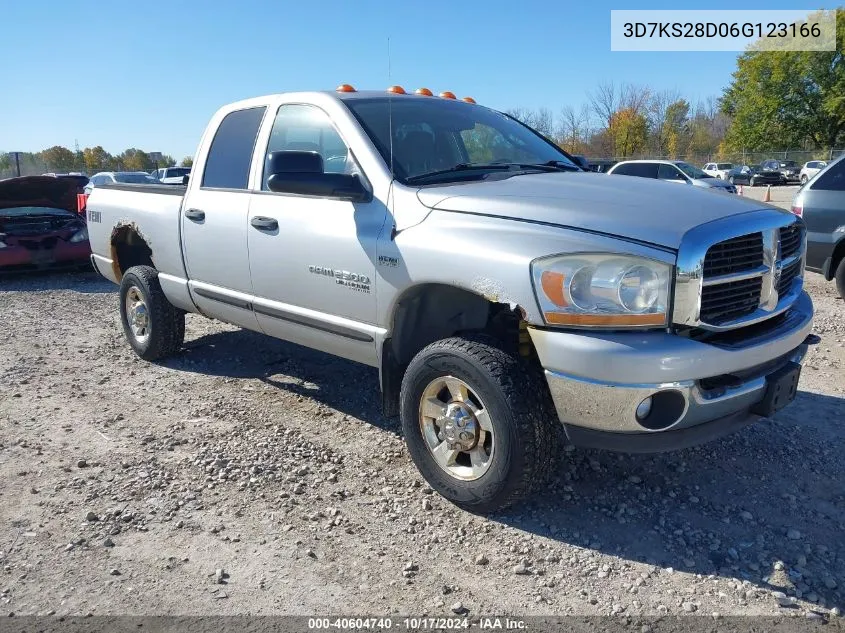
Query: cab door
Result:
<box><xmin>181</xmin><ymin>106</ymin><xmax>266</xmax><ymax>330</ymax></box>
<box><xmin>246</xmin><ymin>103</ymin><xmax>388</xmax><ymax>366</ymax></box>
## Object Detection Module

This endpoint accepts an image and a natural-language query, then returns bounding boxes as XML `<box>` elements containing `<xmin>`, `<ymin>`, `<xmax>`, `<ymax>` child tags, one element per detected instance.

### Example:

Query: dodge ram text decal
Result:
<box><xmin>308</xmin><ymin>265</ymin><xmax>371</xmax><ymax>293</ymax></box>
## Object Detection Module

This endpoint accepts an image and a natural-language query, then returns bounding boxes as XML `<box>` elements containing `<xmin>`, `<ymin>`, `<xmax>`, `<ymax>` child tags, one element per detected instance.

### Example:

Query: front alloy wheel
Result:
<box><xmin>419</xmin><ymin>376</ymin><xmax>494</xmax><ymax>481</ymax></box>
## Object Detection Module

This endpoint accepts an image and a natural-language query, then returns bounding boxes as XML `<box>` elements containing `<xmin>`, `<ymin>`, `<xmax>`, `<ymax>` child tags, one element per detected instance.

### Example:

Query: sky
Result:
<box><xmin>0</xmin><ymin>0</ymin><xmax>839</xmax><ymax>160</ymax></box>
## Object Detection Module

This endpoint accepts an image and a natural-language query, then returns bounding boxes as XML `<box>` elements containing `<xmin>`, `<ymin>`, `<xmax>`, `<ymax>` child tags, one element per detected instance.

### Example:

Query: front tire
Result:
<box><xmin>400</xmin><ymin>336</ymin><xmax>554</xmax><ymax>513</ymax></box>
<box><xmin>119</xmin><ymin>265</ymin><xmax>185</xmax><ymax>361</ymax></box>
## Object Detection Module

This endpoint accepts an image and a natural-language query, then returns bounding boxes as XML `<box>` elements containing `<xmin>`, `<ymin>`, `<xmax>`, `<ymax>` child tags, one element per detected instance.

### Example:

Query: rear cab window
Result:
<box><xmin>202</xmin><ymin>107</ymin><xmax>267</xmax><ymax>189</ymax></box>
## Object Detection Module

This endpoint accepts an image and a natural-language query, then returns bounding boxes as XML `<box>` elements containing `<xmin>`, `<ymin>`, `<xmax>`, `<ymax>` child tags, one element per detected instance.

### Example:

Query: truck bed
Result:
<box><xmin>86</xmin><ymin>182</ymin><xmax>192</xmax><ymax>310</ymax></box>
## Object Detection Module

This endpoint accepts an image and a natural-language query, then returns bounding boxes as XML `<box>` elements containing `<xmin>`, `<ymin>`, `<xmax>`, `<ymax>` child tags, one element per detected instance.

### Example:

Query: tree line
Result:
<box><xmin>0</xmin><ymin>146</ymin><xmax>194</xmax><ymax>177</ymax></box>
<box><xmin>508</xmin><ymin>9</ymin><xmax>844</xmax><ymax>163</ymax></box>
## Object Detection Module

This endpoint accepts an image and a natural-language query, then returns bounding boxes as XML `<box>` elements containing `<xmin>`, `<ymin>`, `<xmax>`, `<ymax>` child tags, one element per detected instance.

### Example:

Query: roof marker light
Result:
<box><xmin>462</xmin><ymin>96</ymin><xmax>476</xmax><ymax>104</ymax></box>
<box><xmin>387</xmin><ymin>85</ymin><xmax>407</xmax><ymax>94</ymax></box>
<box><xmin>336</xmin><ymin>84</ymin><xmax>357</xmax><ymax>92</ymax></box>
<box><xmin>415</xmin><ymin>87</ymin><xmax>433</xmax><ymax>96</ymax></box>
<box><xmin>439</xmin><ymin>91</ymin><xmax>457</xmax><ymax>99</ymax></box>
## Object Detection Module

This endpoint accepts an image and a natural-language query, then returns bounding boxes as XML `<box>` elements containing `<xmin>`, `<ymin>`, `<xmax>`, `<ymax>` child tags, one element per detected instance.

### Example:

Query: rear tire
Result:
<box><xmin>400</xmin><ymin>335</ymin><xmax>555</xmax><ymax>513</ymax></box>
<box><xmin>835</xmin><ymin>257</ymin><xmax>845</xmax><ymax>301</ymax></box>
<box><xmin>119</xmin><ymin>265</ymin><xmax>185</xmax><ymax>361</ymax></box>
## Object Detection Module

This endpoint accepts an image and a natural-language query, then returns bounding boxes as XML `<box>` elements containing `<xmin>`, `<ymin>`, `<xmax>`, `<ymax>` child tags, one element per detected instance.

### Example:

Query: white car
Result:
<box><xmin>85</xmin><ymin>171</ymin><xmax>157</xmax><ymax>194</ymax></box>
<box><xmin>702</xmin><ymin>162</ymin><xmax>734</xmax><ymax>180</ymax></box>
<box><xmin>799</xmin><ymin>160</ymin><xmax>827</xmax><ymax>185</ymax></box>
<box><xmin>150</xmin><ymin>167</ymin><xmax>191</xmax><ymax>185</ymax></box>
<box><xmin>608</xmin><ymin>160</ymin><xmax>737</xmax><ymax>193</ymax></box>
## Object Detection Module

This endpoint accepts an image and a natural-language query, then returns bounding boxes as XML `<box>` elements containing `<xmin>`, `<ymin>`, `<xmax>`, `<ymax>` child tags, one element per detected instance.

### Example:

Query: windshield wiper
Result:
<box><xmin>406</xmin><ymin>161</ymin><xmax>576</xmax><ymax>184</ymax></box>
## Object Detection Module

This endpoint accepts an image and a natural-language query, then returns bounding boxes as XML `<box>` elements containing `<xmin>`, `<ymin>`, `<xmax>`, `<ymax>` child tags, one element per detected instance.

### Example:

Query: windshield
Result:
<box><xmin>716</xmin><ymin>163</ymin><xmax>732</xmax><ymax>169</ymax></box>
<box><xmin>780</xmin><ymin>161</ymin><xmax>797</xmax><ymax>167</ymax></box>
<box><xmin>114</xmin><ymin>173</ymin><xmax>157</xmax><ymax>184</ymax></box>
<box><xmin>344</xmin><ymin>97</ymin><xmax>577</xmax><ymax>183</ymax></box>
<box><xmin>164</xmin><ymin>168</ymin><xmax>190</xmax><ymax>178</ymax></box>
<box><xmin>1</xmin><ymin>205</ymin><xmax>74</xmax><ymax>217</ymax></box>
<box><xmin>675</xmin><ymin>162</ymin><xmax>708</xmax><ymax>179</ymax></box>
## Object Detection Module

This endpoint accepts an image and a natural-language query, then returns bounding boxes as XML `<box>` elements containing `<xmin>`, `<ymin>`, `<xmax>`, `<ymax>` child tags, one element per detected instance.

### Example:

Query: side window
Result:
<box><xmin>202</xmin><ymin>106</ymin><xmax>266</xmax><ymax>190</ymax></box>
<box><xmin>704</xmin><ymin>163</ymin><xmax>712</xmax><ymax>170</ymax></box>
<box><xmin>658</xmin><ymin>164</ymin><xmax>684</xmax><ymax>180</ymax></box>
<box><xmin>262</xmin><ymin>104</ymin><xmax>356</xmax><ymax>189</ymax></box>
<box><xmin>615</xmin><ymin>163</ymin><xmax>658</xmax><ymax>178</ymax></box>
<box><xmin>812</xmin><ymin>159</ymin><xmax>845</xmax><ymax>191</ymax></box>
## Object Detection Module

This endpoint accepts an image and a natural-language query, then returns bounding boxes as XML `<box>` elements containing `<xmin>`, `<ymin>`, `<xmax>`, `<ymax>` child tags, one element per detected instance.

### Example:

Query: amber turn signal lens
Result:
<box><xmin>540</xmin><ymin>271</ymin><xmax>567</xmax><ymax>308</ymax></box>
<box><xmin>439</xmin><ymin>91</ymin><xmax>456</xmax><ymax>99</ymax></box>
<box><xmin>415</xmin><ymin>87</ymin><xmax>433</xmax><ymax>96</ymax></box>
<box><xmin>336</xmin><ymin>84</ymin><xmax>356</xmax><ymax>92</ymax></box>
<box><xmin>387</xmin><ymin>85</ymin><xmax>406</xmax><ymax>94</ymax></box>
<box><xmin>543</xmin><ymin>312</ymin><xmax>666</xmax><ymax>327</ymax></box>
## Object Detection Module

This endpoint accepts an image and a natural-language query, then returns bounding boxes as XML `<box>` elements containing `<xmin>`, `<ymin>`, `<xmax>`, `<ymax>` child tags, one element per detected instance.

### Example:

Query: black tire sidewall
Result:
<box><xmin>835</xmin><ymin>258</ymin><xmax>845</xmax><ymax>301</ymax></box>
<box><xmin>401</xmin><ymin>346</ymin><xmax>530</xmax><ymax>511</ymax></box>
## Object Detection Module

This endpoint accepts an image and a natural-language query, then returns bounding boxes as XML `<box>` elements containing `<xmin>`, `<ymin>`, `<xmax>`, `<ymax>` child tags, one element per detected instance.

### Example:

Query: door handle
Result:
<box><xmin>250</xmin><ymin>216</ymin><xmax>278</xmax><ymax>231</ymax></box>
<box><xmin>184</xmin><ymin>208</ymin><xmax>205</xmax><ymax>221</ymax></box>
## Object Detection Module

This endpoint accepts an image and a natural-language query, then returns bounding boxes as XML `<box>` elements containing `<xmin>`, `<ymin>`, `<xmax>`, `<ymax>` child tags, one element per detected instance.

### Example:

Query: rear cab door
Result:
<box><xmin>180</xmin><ymin>101</ymin><xmax>268</xmax><ymax>329</ymax></box>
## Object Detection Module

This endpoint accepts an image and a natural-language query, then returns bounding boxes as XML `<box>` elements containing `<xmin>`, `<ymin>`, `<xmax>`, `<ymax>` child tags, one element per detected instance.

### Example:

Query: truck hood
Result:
<box><xmin>415</xmin><ymin>172</ymin><xmax>777</xmax><ymax>249</ymax></box>
<box><xmin>0</xmin><ymin>176</ymin><xmax>83</xmax><ymax>214</ymax></box>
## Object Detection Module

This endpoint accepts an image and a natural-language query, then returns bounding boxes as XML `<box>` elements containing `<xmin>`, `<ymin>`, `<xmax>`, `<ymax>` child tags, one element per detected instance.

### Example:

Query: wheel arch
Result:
<box><xmin>110</xmin><ymin>222</ymin><xmax>154</xmax><ymax>282</ymax></box>
<box><xmin>379</xmin><ymin>283</ymin><xmax>534</xmax><ymax>417</ymax></box>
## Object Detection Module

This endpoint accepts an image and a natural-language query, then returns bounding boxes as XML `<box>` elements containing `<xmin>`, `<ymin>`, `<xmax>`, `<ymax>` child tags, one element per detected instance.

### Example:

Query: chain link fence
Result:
<box><xmin>590</xmin><ymin>148</ymin><xmax>845</xmax><ymax>168</ymax></box>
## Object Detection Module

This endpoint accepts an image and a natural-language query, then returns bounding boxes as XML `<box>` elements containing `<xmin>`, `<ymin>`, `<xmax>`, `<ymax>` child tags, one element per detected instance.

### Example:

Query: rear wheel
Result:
<box><xmin>400</xmin><ymin>335</ymin><xmax>554</xmax><ymax>513</ymax></box>
<box><xmin>119</xmin><ymin>265</ymin><xmax>185</xmax><ymax>361</ymax></box>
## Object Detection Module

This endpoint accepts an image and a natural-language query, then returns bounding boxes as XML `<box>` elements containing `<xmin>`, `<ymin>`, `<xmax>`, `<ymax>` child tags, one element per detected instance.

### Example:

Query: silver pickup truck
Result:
<box><xmin>87</xmin><ymin>86</ymin><xmax>815</xmax><ymax>512</ymax></box>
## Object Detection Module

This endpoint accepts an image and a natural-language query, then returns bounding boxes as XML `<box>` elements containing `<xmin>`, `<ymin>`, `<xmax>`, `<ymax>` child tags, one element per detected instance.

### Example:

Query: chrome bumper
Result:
<box><xmin>530</xmin><ymin>291</ymin><xmax>814</xmax><ymax>445</ymax></box>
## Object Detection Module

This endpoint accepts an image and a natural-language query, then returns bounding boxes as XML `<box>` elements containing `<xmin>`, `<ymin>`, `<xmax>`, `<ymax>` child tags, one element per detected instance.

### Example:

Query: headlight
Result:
<box><xmin>69</xmin><ymin>227</ymin><xmax>88</xmax><ymax>243</ymax></box>
<box><xmin>531</xmin><ymin>254</ymin><xmax>672</xmax><ymax>327</ymax></box>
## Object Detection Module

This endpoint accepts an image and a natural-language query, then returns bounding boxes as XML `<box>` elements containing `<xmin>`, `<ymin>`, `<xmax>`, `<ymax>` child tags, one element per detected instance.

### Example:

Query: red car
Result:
<box><xmin>0</xmin><ymin>175</ymin><xmax>91</xmax><ymax>272</ymax></box>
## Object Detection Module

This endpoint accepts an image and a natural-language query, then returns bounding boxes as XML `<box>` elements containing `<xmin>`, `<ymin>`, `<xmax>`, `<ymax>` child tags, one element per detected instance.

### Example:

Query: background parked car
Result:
<box><xmin>760</xmin><ymin>159</ymin><xmax>800</xmax><ymax>184</ymax></box>
<box><xmin>726</xmin><ymin>164</ymin><xmax>783</xmax><ymax>187</ymax></box>
<box><xmin>792</xmin><ymin>156</ymin><xmax>845</xmax><ymax>299</ymax></box>
<box><xmin>0</xmin><ymin>175</ymin><xmax>91</xmax><ymax>272</ymax></box>
<box><xmin>587</xmin><ymin>159</ymin><xmax>617</xmax><ymax>173</ymax></box>
<box><xmin>85</xmin><ymin>171</ymin><xmax>157</xmax><ymax>194</ymax></box>
<box><xmin>800</xmin><ymin>160</ymin><xmax>828</xmax><ymax>185</ymax></box>
<box><xmin>702</xmin><ymin>162</ymin><xmax>734</xmax><ymax>179</ymax></box>
<box><xmin>607</xmin><ymin>160</ymin><xmax>737</xmax><ymax>193</ymax></box>
<box><xmin>150</xmin><ymin>166</ymin><xmax>191</xmax><ymax>184</ymax></box>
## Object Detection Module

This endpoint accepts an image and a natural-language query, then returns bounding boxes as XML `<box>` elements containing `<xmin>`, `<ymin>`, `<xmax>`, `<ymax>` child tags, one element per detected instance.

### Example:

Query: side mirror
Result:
<box><xmin>266</xmin><ymin>151</ymin><xmax>370</xmax><ymax>202</ymax></box>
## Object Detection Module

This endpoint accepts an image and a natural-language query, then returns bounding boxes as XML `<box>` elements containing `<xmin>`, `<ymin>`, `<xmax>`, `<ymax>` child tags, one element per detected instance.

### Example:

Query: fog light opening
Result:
<box><xmin>635</xmin><ymin>397</ymin><xmax>653</xmax><ymax>421</ymax></box>
<box><xmin>636</xmin><ymin>390</ymin><xmax>687</xmax><ymax>431</ymax></box>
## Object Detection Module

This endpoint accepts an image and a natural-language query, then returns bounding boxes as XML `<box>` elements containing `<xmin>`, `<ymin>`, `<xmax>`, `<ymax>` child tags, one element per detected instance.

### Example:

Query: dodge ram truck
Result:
<box><xmin>86</xmin><ymin>85</ymin><xmax>815</xmax><ymax>511</ymax></box>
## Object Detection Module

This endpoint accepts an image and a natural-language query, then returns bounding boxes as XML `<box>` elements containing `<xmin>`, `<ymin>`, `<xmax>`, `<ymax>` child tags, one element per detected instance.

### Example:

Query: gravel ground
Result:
<box><xmin>0</xmin><ymin>266</ymin><xmax>843</xmax><ymax>621</ymax></box>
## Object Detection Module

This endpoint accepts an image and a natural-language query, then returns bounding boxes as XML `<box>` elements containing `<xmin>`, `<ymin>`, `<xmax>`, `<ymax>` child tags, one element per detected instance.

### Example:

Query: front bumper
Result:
<box><xmin>530</xmin><ymin>291</ymin><xmax>814</xmax><ymax>452</ymax></box>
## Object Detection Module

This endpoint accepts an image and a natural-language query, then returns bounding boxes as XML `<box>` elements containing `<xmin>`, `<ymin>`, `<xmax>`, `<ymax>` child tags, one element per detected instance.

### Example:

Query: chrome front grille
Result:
<box><xmin>673</xmin><ymin>211</ymin><xmax>805</xmax><ymax>332</ymax></box>
<box><xmin>700</xmin><ymin>276</ymin><xmax>762</xmax><ymax>324</ymax></box>
<box><xmin>702</xmin><ymin>232</ymin><xmax>763</xmax><ymax>277</ymax></box>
